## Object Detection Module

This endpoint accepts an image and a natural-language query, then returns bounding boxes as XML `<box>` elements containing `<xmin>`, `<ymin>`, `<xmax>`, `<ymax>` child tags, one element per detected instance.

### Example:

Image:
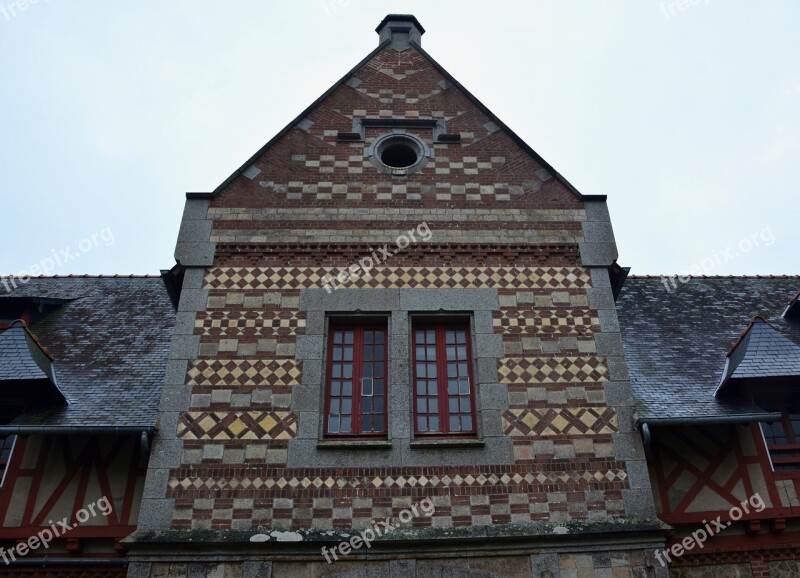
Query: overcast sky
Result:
<box><xmin>1</xmin><ymin>1</ymin><xmax>798</xmax><ymax>278</ymax></box>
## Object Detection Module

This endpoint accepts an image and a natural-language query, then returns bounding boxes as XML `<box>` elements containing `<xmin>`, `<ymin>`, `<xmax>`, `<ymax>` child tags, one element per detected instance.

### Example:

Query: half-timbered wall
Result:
<box><xmin>0</xmin><ymin>433</ymin><xmax>146</xmax><ymax>556</ymax></box>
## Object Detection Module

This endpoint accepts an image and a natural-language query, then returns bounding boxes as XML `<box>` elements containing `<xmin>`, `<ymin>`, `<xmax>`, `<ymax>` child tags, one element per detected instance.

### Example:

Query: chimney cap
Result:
<box><xmin>376</xmin><ymin>14</ymin><xmax>425</xmax><ymax>49</ymax></box>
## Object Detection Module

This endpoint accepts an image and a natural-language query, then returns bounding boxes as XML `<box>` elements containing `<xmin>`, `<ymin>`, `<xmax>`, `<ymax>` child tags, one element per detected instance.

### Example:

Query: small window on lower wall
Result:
<box><xmin>413</xmin><ymin>322</ymin><xmax>476</xmax><ymax>436</ymax></box>
<box><xmin>324</xmin><ymin>321</ymin><xmax>388</xmax><ymax>438</ymax></box>
<box><xmin>760</xmin><ymin>409</ymin><xmax>800</xmax><ymax>472</ymax></box>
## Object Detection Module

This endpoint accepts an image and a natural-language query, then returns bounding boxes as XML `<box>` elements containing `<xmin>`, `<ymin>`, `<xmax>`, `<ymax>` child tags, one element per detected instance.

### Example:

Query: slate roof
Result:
<box><xmin>0</xmin><ymin>321</ymin><xmax>55</xmax><ymax>382</ymax></box>
<box><xmin>717</xmin><ymin>317</ymin><xmax>800</xmax><ymax>392</ymax></box>
<box><xmin>617</xmin><ymin>276</ymin><xmax>800</xmax><ymax>424</ymax></box>
<box><xmin>0</xmin><ymin>321</ymin><xmax>67</xmax><ymax>404</ymax></box>
<box><xmin>0</xmin><ymin>276</ymin><xmax>174</xmax><ymax>431</ymax></box>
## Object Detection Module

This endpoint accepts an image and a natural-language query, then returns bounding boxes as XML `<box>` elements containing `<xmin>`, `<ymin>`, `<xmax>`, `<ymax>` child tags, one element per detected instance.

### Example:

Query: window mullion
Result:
<box><xmin>436</xmin><ymin>326</ymin><xmax>449</xmax><ymax>434</ymax></box>
<box><xmin>353</xmin><ymin>327</ymin><xmax>364</xmax><ymax>435</ymax></box>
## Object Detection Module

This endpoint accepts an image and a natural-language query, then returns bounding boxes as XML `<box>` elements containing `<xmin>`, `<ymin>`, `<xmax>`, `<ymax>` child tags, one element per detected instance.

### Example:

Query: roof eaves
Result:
<box><xmin>638</xmin><ymin>412</ymin><xmax>782</xmax><ymax>427</ymax></box>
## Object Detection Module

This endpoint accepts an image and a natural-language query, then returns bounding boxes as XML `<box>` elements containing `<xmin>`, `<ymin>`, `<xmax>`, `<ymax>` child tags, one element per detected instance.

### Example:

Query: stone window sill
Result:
<box><xmin>316</xmin><ymin>440</ymin><xmax>393</xmax><ymax>450</ymax></box>
<box><xmin>410</xmin><ymin>438</ymin><xmax>485</xmax><ymax>449</ymax></box>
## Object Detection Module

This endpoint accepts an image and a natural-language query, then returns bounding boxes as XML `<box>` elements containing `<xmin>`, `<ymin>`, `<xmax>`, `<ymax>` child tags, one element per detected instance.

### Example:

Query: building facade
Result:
<box><xmin>127</xmin><ymin>15</ymin><xmax>667</xmax><ymax>578</ymax></box>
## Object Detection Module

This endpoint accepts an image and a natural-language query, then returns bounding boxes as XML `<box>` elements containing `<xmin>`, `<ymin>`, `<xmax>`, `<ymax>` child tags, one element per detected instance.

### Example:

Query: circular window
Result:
<box><xmin>366</xmin><ymin>132</ymin><xmax>431</xmax><ymax>175</ymax></box>
<box><xmin>380</xmin><ymin>141</ymin><xmax>419</xmax><ymax>168</ymax></box>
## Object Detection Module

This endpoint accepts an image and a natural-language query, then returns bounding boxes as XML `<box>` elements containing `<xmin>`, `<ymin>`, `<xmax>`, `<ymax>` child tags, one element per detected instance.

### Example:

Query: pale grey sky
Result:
<box><xmin>1</xmin><ymin>1</ymin><xmax>798</xmax><ymax>277</ymax></box>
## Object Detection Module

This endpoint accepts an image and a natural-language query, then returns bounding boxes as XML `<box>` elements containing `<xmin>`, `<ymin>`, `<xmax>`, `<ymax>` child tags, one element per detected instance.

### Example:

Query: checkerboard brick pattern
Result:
<box><xmin>186</xmin><ymin>359</ymin><xmax>301</xmax><ymax>386</ymax></box>
<box><xmin>203</xmin><ymin>266</ymin><xmax>591</xmax><ymax>290</ymax></box>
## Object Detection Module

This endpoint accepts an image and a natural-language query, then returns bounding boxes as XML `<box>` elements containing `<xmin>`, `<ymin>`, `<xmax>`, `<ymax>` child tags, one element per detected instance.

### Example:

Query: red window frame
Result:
<box><xmin>412</xmin><ymin>322</ymin><xmax>477</xmax><ymax>436</ymax></box>
<box><xmin>324</xmin><ymin>321</ymin><xmax>388</xmax><ymax>438</ymax></box>
<box><xmin>760</xmin><ymin>411</ymin><xmax>800</xmax><ymax>471</ymax></box>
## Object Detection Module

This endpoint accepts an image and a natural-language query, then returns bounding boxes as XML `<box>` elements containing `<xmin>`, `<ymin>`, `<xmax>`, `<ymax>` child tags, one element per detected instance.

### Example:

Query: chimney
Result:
<box><xmin>376</xmin><ymin>14</ymin><xmax>425</xmax><ymax>50</ymax></box>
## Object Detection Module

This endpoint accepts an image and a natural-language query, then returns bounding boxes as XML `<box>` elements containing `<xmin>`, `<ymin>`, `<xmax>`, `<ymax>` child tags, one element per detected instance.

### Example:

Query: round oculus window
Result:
<box><xmin>366</xmin><ymin>133</ymin><xmax>431</xmax><ymax>175</ymax></box>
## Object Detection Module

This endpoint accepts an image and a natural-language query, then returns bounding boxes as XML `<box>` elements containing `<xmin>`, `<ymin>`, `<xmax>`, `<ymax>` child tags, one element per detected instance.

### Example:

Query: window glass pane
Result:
<box><xmin>374</xmin><ymin>379</ymin><xmax>383</xmax><ymax>395</ymax></box>
<box><xmin>429</xmin><ymin>416</ymin><xmax>439</xmax><ymax>431</ymax></box>
<box><xmin>449</xmin><ymin>416</ymin><xmax>460</xmax><ymax>431</ymax></box>
<box><xmin>363</xmin><ymin>398</ymin><xmax>372</xmax><ymax>413</ymax></box>
<box><xmin>328</xmin><ymin>415</ymin><xmax>339</xmax><ymax>433</ymax></box>
<box><xmin>418</xmin><ymin>416</ymin><xmax>427</xmax><ymax>431</ymax></box>
<box><xmin>364</xmin><ymin>331</ymin><xmax>373</xmax><ymax>344</ymax></box>
<box><xmin>344</xmin><ymin>332</ymin><xmax>354</xmax><ymax>344</ymax></box>
<box><xmin>341</xmin><ymin>416</ymin><xmax>351</xmax><ymax>432</ymax></box>
<box><xmin>343</xmin><ymin>364</ymin><xmax>352</xmax><ymax>378</ymax></box>
<box><xmin>374</xmin><ymin>415</ymin><xmax>384</xmax><ymax>431</ymax></box>
<box><xmin>343</xmin><ymin>381</ymin><xmax>352</xmax><ymax>396</ymax></box>
<box><xmin>461</xmin><ymin>415</ymin><xmax>472</xmax><ymax>430</ymax></box>
<box><xmin>362</xmin><ymin>416</ymin><xmax>372</xmax><ymax>431</ymax></box>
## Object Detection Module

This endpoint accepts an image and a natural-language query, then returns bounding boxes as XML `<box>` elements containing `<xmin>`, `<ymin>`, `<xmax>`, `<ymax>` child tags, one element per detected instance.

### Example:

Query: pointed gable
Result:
<box><xmin>202</xmin><ymin>15</ymin><xmax>593</xmax><ymax>210</ymax></box>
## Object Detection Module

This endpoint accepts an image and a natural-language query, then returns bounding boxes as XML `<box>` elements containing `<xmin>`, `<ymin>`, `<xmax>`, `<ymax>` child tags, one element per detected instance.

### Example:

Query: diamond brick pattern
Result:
<box><xmin>498</xmin><ymin>356</ymin><xmax>608</xmax><ymax>384</ymax></box>
<box><xmin>186</xmin><ymin>359</ymin><xmax>301</xmax><ymax>386</ymax></box>
<box><xmin>502</xmin><ymin>407</ymin><xmax>618</xmax><ymax>437</ymax></box>
<box><xmin>168</xmin><ymin>467</ymin><xmax>627</xmax><ymax>492</ymax></box>
<box><xmin>495</xmin><ymin>308</ymin><xmax>598</xmax><ymax>335</ymax></box>
<box><xmin>194</xmin><ymin>310</ymin><xmax>305</xmax><ymax>337</ymax></box>
<box><xmin>204</xmin><ymin>267</ymin><xmax>591</xmax><ymax>290</ymax></box>
<box><xmin>177</xmin><ymin>411</ymin><xmax>297</xmax><ymax>440</ymax></box>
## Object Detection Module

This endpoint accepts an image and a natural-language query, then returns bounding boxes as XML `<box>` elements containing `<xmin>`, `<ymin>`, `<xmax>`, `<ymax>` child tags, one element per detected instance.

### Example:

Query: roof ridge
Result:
<box><xmin>0</xmin><ymin>274</ymin><xmax>161</xmax><ymax>279</ymax></box>
<box><xmin>628</xmin><ymin>274</ymin><xmax>800</xmax><ymax>279</ymax></box>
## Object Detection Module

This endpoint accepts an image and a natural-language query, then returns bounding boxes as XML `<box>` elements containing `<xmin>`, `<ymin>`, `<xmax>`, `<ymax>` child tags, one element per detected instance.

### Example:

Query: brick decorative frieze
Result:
<box><xmin>502</xmin><ymin>407</ymin><xmax>618</xmax><ymax>437</ymax></box>
<box><xmin>203</xmin><ymin>266</ymin><xmax>591</xmax><ymax>290</ymax></box>
<box><xmin>186</xmin><ymin>359</ymin><xmax>301</xmax><ymax>386</ymax></box>
<box><xmin>168</xmin><ymin>466</ymin><xmax>628</xmax><ymax>493</ymax></box>
<box><xmin>194</xmin><ymin>310</ymin><xmax>306</xmax><ymax>337</ymax></box>
<box><xmin>494</xmin><ymin>306</ymin><xmax>598</xmax><ymax>335</ymax></box>
<box><xmin>177</xmin><ymin>411</ymin><xmax>298</xmax><ymax>441</ymax></box>
<box><xmin>498</xmin><ymin>356</ymin><xmax>609</xmax><ymax>384</ymax></box>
